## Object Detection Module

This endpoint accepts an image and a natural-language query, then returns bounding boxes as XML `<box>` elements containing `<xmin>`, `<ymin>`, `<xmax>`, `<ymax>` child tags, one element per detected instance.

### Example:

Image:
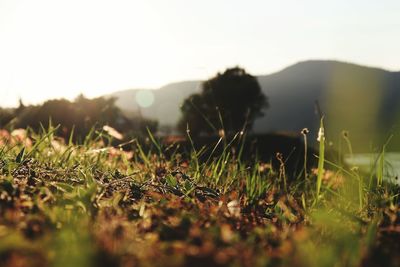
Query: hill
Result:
<box><xmin>109</xmin><ymin>60</ymin><xmax>400</xmax><ymax>150</ymax></box>
<box><xmin>109</xmin><ymin>81</ymin><xmax>201</xmax><ymax>128</ymax></box>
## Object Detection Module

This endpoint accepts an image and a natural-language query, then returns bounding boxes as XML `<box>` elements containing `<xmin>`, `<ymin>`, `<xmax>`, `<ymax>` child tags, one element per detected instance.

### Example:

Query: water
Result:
<box><xmin>344</xmin><ymin>153</ymin><xmax>400</xmax><ymax>185</ymax></box>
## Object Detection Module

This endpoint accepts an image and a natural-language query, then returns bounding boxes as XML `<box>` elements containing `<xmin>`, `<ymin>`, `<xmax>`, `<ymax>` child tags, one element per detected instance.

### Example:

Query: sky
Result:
<box><xmin>0</xmin><ymin>0</ymin><xmax>399</xmax><ymax>107</ymax></box>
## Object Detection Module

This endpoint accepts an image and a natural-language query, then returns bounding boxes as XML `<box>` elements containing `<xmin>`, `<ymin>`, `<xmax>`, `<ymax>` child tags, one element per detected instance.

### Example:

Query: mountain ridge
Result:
<box><xmin>108</xmin><ymin>60</ymin><xmax>400</xmax><ymax>150</ymax></box>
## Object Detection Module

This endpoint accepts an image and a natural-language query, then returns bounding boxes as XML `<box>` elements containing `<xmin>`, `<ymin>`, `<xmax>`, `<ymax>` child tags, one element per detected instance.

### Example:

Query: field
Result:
<box><xmin>0</xmin><ymin>125</ymin><xmax>399</xmax><ymax>267</ymax></box>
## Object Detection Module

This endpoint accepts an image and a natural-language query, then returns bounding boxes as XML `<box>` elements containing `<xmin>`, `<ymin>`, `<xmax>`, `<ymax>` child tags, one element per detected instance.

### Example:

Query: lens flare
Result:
<box><xmin>135</xmin><ymin>90</ymin><xmax>155</xmax><ymax>108</ymax></box>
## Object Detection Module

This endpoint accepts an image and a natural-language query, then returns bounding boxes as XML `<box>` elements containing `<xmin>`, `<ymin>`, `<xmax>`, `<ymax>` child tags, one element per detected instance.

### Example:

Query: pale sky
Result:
<box><xmin>0</xmin><ymin>0</ymin><xmax>399</xmax><ymax>107</ymax></box>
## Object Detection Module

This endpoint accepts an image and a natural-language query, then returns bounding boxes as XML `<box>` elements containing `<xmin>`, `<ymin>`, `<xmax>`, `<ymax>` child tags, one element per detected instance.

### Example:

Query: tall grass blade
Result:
<box><xmin>316</xmin><ymin>118</ymin><xmax>325</xmax><ymax>202</ymax></box>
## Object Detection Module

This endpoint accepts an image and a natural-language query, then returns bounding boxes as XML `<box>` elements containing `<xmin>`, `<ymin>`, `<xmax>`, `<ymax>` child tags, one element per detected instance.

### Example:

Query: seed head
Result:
<box><xmin>301</xmin><ymin>128</ymin><xmax>309</xmax><ymax>135</ymax></box>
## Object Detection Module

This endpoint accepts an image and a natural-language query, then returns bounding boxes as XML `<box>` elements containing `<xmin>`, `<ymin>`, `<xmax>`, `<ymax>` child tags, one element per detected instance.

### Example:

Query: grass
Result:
<box><xmin>315</xmin><ymin>118</ymin><xmax>325</xmax><ymax>202</ymax></box>
<box><xmin>0</xmin><ymin>124</ymin><xmax>399</xmax><ymax>267</ymax></box>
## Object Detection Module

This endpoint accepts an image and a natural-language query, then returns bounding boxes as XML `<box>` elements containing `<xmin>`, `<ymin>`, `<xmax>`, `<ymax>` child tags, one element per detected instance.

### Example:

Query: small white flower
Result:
<box><xmin>317</xmin><ymin>127</ymin><xmax>325</xmax><ymax>142</ymax></box>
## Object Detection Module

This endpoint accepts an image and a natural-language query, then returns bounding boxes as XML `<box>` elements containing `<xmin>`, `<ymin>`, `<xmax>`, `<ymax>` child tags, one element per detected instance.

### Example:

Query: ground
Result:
<box><xmin>0</xmin><ymin>128</ymin><xmax>399</xmax><ymax>267</ymax></box>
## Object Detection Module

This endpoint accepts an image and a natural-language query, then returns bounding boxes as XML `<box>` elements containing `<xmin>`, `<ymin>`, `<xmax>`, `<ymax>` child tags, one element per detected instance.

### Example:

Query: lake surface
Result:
<box><xmin>344</xmin><ymin>153</ymin><xmax>400</xmax><ymax>185</ymax></box>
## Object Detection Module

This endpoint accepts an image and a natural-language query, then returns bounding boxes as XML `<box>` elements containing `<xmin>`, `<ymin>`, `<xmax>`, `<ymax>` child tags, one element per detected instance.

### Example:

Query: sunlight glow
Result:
<box><xmin>0</xmin><ymin>0</ymin><xmax>399</xmax><ymax>107</ymax></box>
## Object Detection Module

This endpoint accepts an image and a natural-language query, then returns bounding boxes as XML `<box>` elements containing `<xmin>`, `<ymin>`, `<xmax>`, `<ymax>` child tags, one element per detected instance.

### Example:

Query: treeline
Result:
<box><xmin>0</xmin><ymin>95</ymin><xmax>157</xmax><ymax>140</ymax></box>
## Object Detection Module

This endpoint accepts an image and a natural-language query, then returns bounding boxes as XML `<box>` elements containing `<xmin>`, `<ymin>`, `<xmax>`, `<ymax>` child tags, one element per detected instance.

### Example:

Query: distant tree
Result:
<box><xmin>0</xmin><ymin>108</ymin><xmax>14</xmax><ymax>127</ymax></box>
<box><xmin>178</xmin><ymin>67</ymin><xmax>268</xmax><ymax>135</ymax></box>
<box><xmin>16</xmin><ymin>98</ymin><xmax>26</xmax><ymax>115</ymax></box>
<box><xmin>13</xmin><ymin>95</ymin><xmax>158</xmax><ymax>140</ymax></box>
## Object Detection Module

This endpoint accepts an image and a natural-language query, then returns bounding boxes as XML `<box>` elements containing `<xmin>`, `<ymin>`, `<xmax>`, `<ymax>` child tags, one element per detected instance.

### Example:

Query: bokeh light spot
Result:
<box><xmin>135</xmin><ymin>90</ymin><xmax>155</xmax><ymax>108</ymax></box>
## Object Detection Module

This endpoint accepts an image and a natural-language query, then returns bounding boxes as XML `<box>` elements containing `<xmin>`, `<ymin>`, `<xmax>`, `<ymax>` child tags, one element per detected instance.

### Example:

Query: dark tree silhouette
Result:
<box><xmin>0</xmin><ymin>108</ymin><xmax>14</xmax><ymax>127</ymax></box>
<box><xmin>9</xmin><ymin>95</ymin><xmax>157</xmax><ymax>140</ymax></box>
<box><xmin>178</xmin><ymin>67</ymin><xmax>268</xmax><ymax>135</ymax></box>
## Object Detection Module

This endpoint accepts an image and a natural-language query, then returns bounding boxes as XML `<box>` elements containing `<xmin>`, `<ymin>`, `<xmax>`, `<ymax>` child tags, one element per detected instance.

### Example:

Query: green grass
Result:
<box><xmin>0</xmin><ymin>125</ymin><xmax>399</xmax><ymax>267</ymax></box>
<box><xmin>316</xmin><ymin>118</ymin><xmax>325</xmax><ymax>203</ymax></box>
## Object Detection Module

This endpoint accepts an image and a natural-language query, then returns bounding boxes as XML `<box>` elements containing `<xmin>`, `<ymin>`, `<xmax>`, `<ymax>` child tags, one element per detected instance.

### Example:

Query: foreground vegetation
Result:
<box><xmin>0</xmin><ymin>125</ymin><xmax>399</xmax><ymax>267</ymax></box>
